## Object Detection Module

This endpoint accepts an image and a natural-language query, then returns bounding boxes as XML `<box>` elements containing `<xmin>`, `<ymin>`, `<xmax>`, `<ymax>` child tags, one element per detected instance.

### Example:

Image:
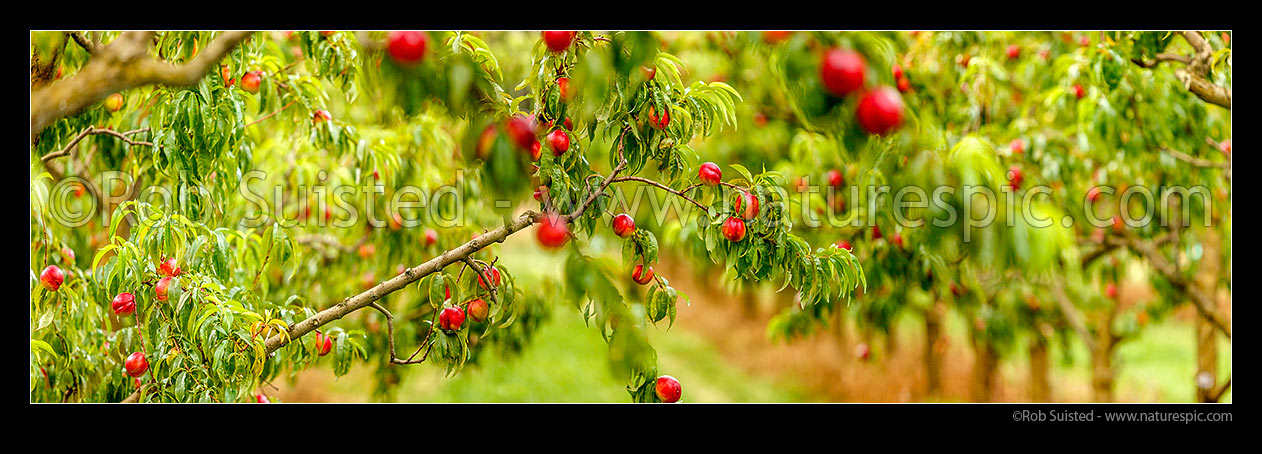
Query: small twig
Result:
<box><xmin>609</xmin><ymin>176</ymin><xmax>709</xmax><ymax>212</ymax></box>
<box><xmin>41</xmin><ymin>127</ymin><xmax>154</xmax><ymax>165</ymax></box>
<box><xmin>246</xmin><ymin>99</ymin><xmax>298</xmax><ymax>128</ymax></box>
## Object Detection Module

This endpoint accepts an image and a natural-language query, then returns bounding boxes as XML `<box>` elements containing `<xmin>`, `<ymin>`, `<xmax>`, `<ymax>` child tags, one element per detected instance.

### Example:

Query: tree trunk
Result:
<box><xmin>1028</xmin><ymin>334</ymin><xmax>1051</xmax><ymax>402</ymax></box>
<box><xmin>923</xmin><ymin>305</ymin><xmax>942</xmax><ymax>399</ymax></box>
<box><xmin>1090</xmin><ymin>335</ymin><xmax>1116</xmax><ymax>403</ymax></box>
<box><xmin>1195</xmin><ymin>229</ymin><xmax>1223</xmax><ymax>402</ymax></box>
<box><xmin>971</xmin><ymin>338</ymin><xmax>998</xmax><ymax>402</ymax></box>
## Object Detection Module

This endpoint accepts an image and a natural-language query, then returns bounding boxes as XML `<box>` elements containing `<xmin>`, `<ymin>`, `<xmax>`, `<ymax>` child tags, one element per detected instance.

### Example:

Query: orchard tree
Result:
<box><xmin>678</xmin><ymin>31</ymin><xmax>1230</xmax><ymax>402</ymax></box>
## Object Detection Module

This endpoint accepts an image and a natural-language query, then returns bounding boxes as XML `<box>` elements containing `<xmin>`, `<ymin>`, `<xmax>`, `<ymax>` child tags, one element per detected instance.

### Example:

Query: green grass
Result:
<box><xmin>903</xmin><ymin>309</ymin><xmax>1231</xmax><ymax>402</ymax></box>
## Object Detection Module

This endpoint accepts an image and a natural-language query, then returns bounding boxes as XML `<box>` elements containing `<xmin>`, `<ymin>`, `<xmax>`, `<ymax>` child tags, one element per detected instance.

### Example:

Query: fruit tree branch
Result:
<box><xmin>260</xmin><ymin>210</ymin><xmax>540</xmax><ymax>353</ymax></box>
<box><xmin>1106</xmin><ymin>233</ymin><xmax>1230</xmax><ymax>338</ymax></box>
<box><xmin>1175</xmin><ymin>31</ymin><xmax>1230</xmax><ymax>109</ymax></box>
<box><xmin>40</xmin><ymin>127</ymin><xmax>152</xmax><ymax>165</ymax></box>
<box><xmin>1049</xmin><ymin>282</ymin><xmax>1098</xmax><ymax>354</ymax></box>
<box><xmin>122</xmin><ymin>209</ymin><xmax>543</xmax><ymax>402</ymax></box>
<box><xmin>609</xmin><ymin>176</ymin><xmax>710</xmax><ymax>212</ymax></box>
<box><xmin>67</xmin><ymin>31</ymin><xmax>100</xmax><ymax>55</ymax></box>
<box><xmin>31</xmin><ymin>31</ymin><xmax>253</xmax><ymax>140</ymax></box>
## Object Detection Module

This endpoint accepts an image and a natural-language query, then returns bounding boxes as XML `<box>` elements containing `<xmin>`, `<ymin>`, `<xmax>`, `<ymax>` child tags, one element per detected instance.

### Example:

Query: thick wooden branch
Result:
<box><xmin>1176</xmin><ymin>31</ymin><xmax>1231</xmax><ymax>109</ymax></box>
<box><xmin>31</xmin><ymin>31</ymin><xmax>253</xmax><ymax>140</ymax></box>
<box><xmin>263</xmin><ymin>210</ymin><xmax>538</xmax><ymax>351</ymax></box>
<box><xmin>67</xmin><ymin>31</ymin><xmax>100</xmax><ymax>55</ymax></box>
<box><xmin>1128</xmin><ymin>32</ymin><xmax>1230</xmax><ymax>109</ymax></box>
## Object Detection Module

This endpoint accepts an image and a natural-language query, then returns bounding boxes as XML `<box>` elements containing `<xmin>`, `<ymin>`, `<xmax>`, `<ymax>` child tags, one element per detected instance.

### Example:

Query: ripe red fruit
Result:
<box><xmin>647</xmin><ymin>105</ymin><xmax>670</xmax><ymax>130</ymax></box>
<box><xmin>542</xmin><ymin>31</ymin><xmax>576</xmax><ymax>53</ymax></box>
<box><xmin>124</xmin><ymin>352</ymin><xmax>149</xmax><ymax>378</ymax></box>
<box><xmin>1073</xmin><ymin>84</ymin><xmax>1086</xmax><ymax>99</ymax></box>
<box><xmin>256</xmin><ymin>393</ymin><xmax>270</xmax><ymax>403</ymax></box>
<box><xmin>1086</xmin><ymin>186</ymin><xmax>1102</xmax><ymax>203</ymax></box>
<box><xmin>826</xmin><ymin>169</ymin><xmax>843</xmax><ymax>187</ymax></box>
<box><xmin>1006</xmin><ymin>44</ymin><xmax>1021</xmax><ymax>60</ymax></box>
<box><xmin>563</xmin><ymin>117</ymin><xmax>573</xmax><ymax>130</ymax></box>
<box><xmin>525</xmin><ymin>139</ymin><xmax>542</xmax><ymax>161</ymax></box>
<box><xmin>39</xmin><ymin>265</ymin><xmax>64</xmax><ymax>292</ymax></box>
<box><xmin>387</xmin><ymin>31</ymin><xmax>429</xmax><ymax>65</ymax></box>
<box><xmin>856</xmin><ymin>87</ymin><xmax>905</xmax><ymax>135</ymax></box>
<box><xmin>134</xmin><ymin>378</ymin><xmax>142</xmax><ymax>389</ymax></box>
<box><xmin>655</xmin><ymin>375</ymin><xmax>682</xmax><ymax>403</ymax></box>
<box><xmin>423</xmin><ymin>228</ymin><xmax>438</xmax><ymax>247</ymax></box>
<box><xmin>439</xmin><ymin>306</ymin><xmax>466</xmax><ymax>332</ymax></box>
<box><xmin>836</xmin><ymin>240</ymin><xmax>852</xmax><ymax>251</ymax></box>
<box><xmin>62</xmin><ymin>247</ymin><xmax>75</xmax><ymax>262</ymax></box>
<box><xmin>506</xmin><ymin>115</ymin><xmax>538</xmax><ymax>150</ymax></box>
<box><xmin>698</xmin><ymin>162</ymin><xmax>722</xmax><ymax>185</ymax></box>
<box><xmin>641</xmin><ymin>65</ymin><xmax>656</xmax><ymax>81</ymax></box>
<box><xmin>872</xmin><ymin>225</ymin><xmax>883</xmax><ymax>240</ymax></box>
<box><xmin>474</xmin><ymin>124</ymin><xmax>497</xmax><ymax>159</ymax></box>
<box><xmin>820</xmin><ymin>49</ymin><xmax>867</xmax><ymax>97</ymax></box>
<box><xmin>547</xmin><ymin>129</ymin><xmax>570</xmax><ymax>156</ymax></box>
<box><xmin>158</xmin><ymin>258</ymin><xmax>181</xmax><ymax>277</ymax></box>
<box><xmin>1007</xmin><ymin>165</ymin><xmax>1023</xmax><ymax>189</ymax></box>
<box><xmin>762</xmin><ymin>30</ymin><xmax>792</xmax><ymax>44</ymax></box>
<box><xmin>104</xmin><ymin>93</ymin><xmax>124</xmax><ymax>112</ymax></box>
<box><xmin>557</xmin><ymin>77</ymin><xmax>572</xmax><ymax>101</ymax></box>
<box><xmin>612</xmin><ymin>214</ymin><xmax>636</xmax><ymax>238</ymax></box>
<box><xmin>155</xmin><ymin>276</ymin><xmax>173</xmax><ymax>302</ymax></box>
<box><xmin>736</xmin><ymin>190</ymin><xmax>759</xmax><ymax>220</ymax></box>
<box><xmin>896</xmin><ymin>76</ymin><xmax>911</xmax><ymax>93</ymax></box>
<box><xmin>1111</xmin><ymin>215</ymin><xmax>1125</xmax><ymax>234</ymax></box>
<box><xmin>536</xmin><ymin>213</ymin><xmax>571</xmax><ymax>249</ymax></box>
<box><xmin>1010</xmin><ymin>139</ymin><xmax>1025</xmax><ymax>155</ymax></box>
<box><xmin>855</xmin><ymin>343</ymin><xmax>871</xmax><ymax>361</ymax></box>
<box><xmin>241</xmin><ymin>71</ymin><xmax>262</xmax><ymax>93</ymax></box>
<box><xmin>477</xmin><ymin>266</ymin><xmax>501</xmax><ymax>289</ymax></box>
<box><xmin>314</xmin><ymin>331</ymin><xmax>333</xmax><ymax>356</ymax></box>
<box><xmin>467</xmin><ymin>298</ymin><xmax>489</xmax><ymax>323</ymax></box>
<box><xmin>722</xmin><ymin>217</ymin><xmax>746</xmax><ymax>242</ymax></box>
<box><xmin>112</xmin><ymin>292</ymin><xmax>136</xmax><ymax>317</ymax></box>
<box><xmin>631</xmin><ymin>264</ymin><xmax>654</xmax><ymax>285</ymax></box>
<box><xmin>892</xmin><ymin>64</ymin><xmax>904</xmax><ymax>80</ymax></box>
<box><xmin>1105</xmin><ymin>282</ymin><xmax>1118</xmax><ymax>300</ymax></box>
<box><xmin>753</xmin><ymin>112</ymin><xmax>767</xmax><ymax>127</ymax></box>
<box><xmin>312</xmin><ymin>109</ymin><xmax>332</xmax><ymax>124</ymax></box>
<box><xmin>891</xmin><ymin>232</ymin><xmax>905</xmax><ymax>249</ymax></box>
